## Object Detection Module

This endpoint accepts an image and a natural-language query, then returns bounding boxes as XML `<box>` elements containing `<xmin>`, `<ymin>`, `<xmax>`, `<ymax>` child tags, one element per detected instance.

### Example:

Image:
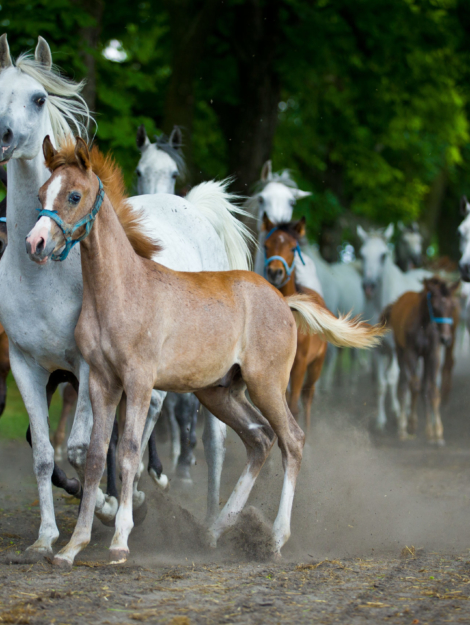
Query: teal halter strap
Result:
<box><xmin>36</xmin><ymin>176</ymin><xmax>105</xmax><ymax>262</ymax></box>
<box><xmin>264</xmin><ymin>226</ymin><xmax>305</xmax><ymax>288</ymax></box>
<box><xmin>427</xmin><ymin>291</ymin><xmax>453</xmax><ymax>325</ymax></box>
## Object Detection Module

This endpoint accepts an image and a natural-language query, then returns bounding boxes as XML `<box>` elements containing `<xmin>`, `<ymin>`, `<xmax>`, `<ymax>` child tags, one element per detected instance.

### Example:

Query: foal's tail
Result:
<box><xmin>286</xmin><ymin>293</ymin><xmax>386</xmax><ymax>349</ymax></box>
<box><xmin>186</xmin><ymin>180</ymin><xmax>256</xmax><ymax>271</ymax></box>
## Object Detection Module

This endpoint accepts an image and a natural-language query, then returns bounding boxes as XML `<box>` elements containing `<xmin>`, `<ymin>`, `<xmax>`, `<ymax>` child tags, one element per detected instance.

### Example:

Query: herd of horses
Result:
<box><xmin>0</xmin><ymin>34</ymin><xmax>467</xmax><ymax>567</ymax></box>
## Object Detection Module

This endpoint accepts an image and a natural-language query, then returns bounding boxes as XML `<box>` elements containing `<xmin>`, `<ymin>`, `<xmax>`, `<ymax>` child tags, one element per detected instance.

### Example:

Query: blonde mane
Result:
<box><xmin>46</xmin><ymin>140</ymin><xmax>161</xmax><ymax>260</ymax></box>
<box><xmin>15</xmin><ymin>54</ymin><xmax>94</xmax><ymax>144</ymax></box>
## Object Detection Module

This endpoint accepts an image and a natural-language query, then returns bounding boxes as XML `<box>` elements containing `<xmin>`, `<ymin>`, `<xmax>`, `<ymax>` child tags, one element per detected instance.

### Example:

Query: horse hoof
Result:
<box><xmin>149</xmin><ymin>469</ymin><xmax>169</xmax><ymax>491</ymax></box>
<box><xmin>436</xmin><ymin>438</ymin><xmax>446</xmax><ymax>447</ymax></box>
<box><xmin>133</xmin><ymin>499</ymin><xmax>148</xmax><ymax>527</ymax></box>
<box><xmin>109</xmin><ymin>548</ymin><xmax>128</xmax><ymax>564</ymax></box>
<box><xmin>271</xmin><ymin>551</ymin><xmax>283</xmax><ymax>562</ymax></box>
<box><xmin>52</xmin><ymin>555</ymin><xmax>73</xmax><ymax>570</ymax></box>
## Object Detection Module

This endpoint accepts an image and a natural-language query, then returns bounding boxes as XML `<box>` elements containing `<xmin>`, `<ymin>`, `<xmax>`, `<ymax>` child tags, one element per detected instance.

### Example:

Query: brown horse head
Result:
<box><xmin>26</xmin><ymin>136</ymin><xmax>160</xmax><ymax>264</ymax></box>
<box><xmin>262</xmin><ymin>213</ymin><xmax>306</xmax><ymax>289</ymax></box>
<box><xmin>424</xmin><ymin>277</ymin><xmax>459</xmax><ymax>347</ymax></box>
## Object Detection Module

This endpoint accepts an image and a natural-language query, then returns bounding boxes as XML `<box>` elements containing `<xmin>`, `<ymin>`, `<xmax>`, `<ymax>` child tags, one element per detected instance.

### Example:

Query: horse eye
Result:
<box><xmin>258</xmin><ymin>196</ymin><xmax>264</xmax><ymax>204</ymax></box>
<box><xmin>172</xmin><ymin>171</ymin><xmax>178</xmax><ymax>180</ymax></box>
<box><xmin>35</xmin><ymin>96</ymin><xmax>46</xmax><ymax>107</ymax></box>
<box><xmin>136</xmin><ymin>169</ymin><xmax>142</xmax><ymax>177</ymax></box>
<box><xmin>289</xmin><ymin>199</ymin><xmax>296</xmax><ymax>207</ymax></box>
<box><xmin>68</xmin><ymin>192</ymin><xmax>81</xmax><ymax>205</ymax></box>
<box><xmin>380</xmin><ymin>253</ymin><xmax>387</xmax><ymax>263</ymax></box>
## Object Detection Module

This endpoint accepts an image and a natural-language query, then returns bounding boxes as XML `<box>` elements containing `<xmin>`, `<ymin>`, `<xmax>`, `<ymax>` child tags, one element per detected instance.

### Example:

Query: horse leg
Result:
<box><xmin>53</xmin><ymin>383</ymin><xmax>77</xmax><ymax>462</ymax></box>
<box><xmin>144</xmin><ymin>390</ymin><xmax>168</xmax><ymax>489</ymax></box>
<box><xmin>301</xmin><ymin>347</ymin><xmax>326</xmax><ymax>436</ymax></box>
<box><xmin>164</xmin><ymin>393</ymin><xmax>181</xmax><ymax>471</ymax></box>
<box><xmin>9</xmin><ymin>344</ymin><xmax>58</xmax><ymax>554</ymax></box>
<box><xmin>321</xmin><ymin>344</ymin><xmax>338</xmax><ymax>392</ymax></box>
<box><xmin>440</xmin><ymin>340</ymin><xmax>455</xmax><ymax>405</ymax></box>
<box><xmin>106</xmin><ymin>418</ymin><xmax>119</xmax><ymax>500</ymax></box>
<box><xmin>109</xmin><ymin>383</ymin><xmax>153</xmax><ymax>563</ymax></box>
<box><xmin>376</xmin><ymin>350</ymin><xmax>388</xmax><ymax>430</ymax></box>
<box><xmin>67</xmin><ymin>359</ymin><xmax>118</xmax><ymax>526</ymax></box>
<box><xmin>247</xmin><ymin>381</ymin><xmax>305</xmax><ymax>556</ymax></box>
<box><xmin>202</xmin><ymin>407</ymin><xmax>227</xmax><ymax>525</ymax></box>
<box><xmin>288</xmin><ymin>353</ymin><xmax>308</xmax><ymax>422</ymax></box>
<box><xmin>424</xmin><ymin>350</ymin><xmax>444</xmax><ymax>445</ymax></box>
<box><xmin>387</xmin><ymin>353</ymin><xmax>400</xmax><ymax>418</ymax></box>
<box><xmin>396</xmin><ymin>347</ymin><xmax>411</xmax><ymax>440</ymax></box>
<box><xmin>196</xmin><ymin>381</ymin><xmax>276</xmax><ymax>545</ymax></box>
<box><xmin>175</xmin><ymin>393</ymin><xmax>198</xmax><ymax>482</ymax></box>
<box><xmin>53</xmin><ymin>371</ymin><xmax>122</xmax><ymax>568</ymax></box>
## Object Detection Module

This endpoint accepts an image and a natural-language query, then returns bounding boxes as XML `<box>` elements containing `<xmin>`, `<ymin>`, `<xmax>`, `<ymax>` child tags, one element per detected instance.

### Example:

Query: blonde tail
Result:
<box><xmin>286</xmin><ymin>293</ymin><xmax>386</xmax><ymax>349</ymax></box>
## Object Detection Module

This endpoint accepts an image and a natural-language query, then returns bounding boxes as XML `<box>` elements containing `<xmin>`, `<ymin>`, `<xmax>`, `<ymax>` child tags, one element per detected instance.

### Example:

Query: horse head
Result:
<box><xmin>458</xmin><ymin>196</ymin><xmax>470</xmax><ymax>281</ymax></box>
<box><xmin>424</xmin><ymin>277</ymin><xmax>459</xmax><ymax>348</ymax></box>
<box><xmin>135</xmin><ymin>124</ymin><xmax>185</xmax><ymax>195</ymax></box>
<box><xmin>262</xmin><ymin>213</ymin><xmax>306</xmax><ymax>289</ymax></box>
<box><xmin>357</xmin><ymin>223</ymin><xmax>394</xmax><ymax>299</ymax></box>
<box><xmin>397</xmin><ymin>221</ymin><xmax>423</xmax><ymax>270</ymax></box>
<box><xmin>253</xmin><ymin>160</ymin><xmax>311</xmax><ymax>226</ymax></box>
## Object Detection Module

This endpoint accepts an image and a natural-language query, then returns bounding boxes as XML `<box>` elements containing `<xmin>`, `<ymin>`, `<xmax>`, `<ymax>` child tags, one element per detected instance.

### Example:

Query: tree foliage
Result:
<box><xmin>1</xmin><ymin>0</ymin><xmax>470</xmax><ymax>257</ymax></box>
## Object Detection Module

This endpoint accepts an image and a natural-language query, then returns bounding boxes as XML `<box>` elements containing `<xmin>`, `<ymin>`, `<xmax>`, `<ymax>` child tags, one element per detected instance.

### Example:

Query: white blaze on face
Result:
<box><xmin>27</xmin><ymin>174</ymin><xmax>63</xmax><ymax>255</ymax></box>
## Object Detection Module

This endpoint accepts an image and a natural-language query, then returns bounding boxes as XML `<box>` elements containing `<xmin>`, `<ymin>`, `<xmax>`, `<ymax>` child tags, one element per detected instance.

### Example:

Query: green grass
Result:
<box><xmin>0</xmin><ymin>372</ymin><xmax>64</xmax><ymax>440</ymax></box>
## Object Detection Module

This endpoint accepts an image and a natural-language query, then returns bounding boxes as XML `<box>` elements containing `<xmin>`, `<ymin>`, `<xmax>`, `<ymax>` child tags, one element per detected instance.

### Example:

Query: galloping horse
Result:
<box><xmin>0</xmin><ymin>34</ymin><xmax>253</xmax><ymax>556</ymax></box>
<box><xmin>27</xmin><ymin>136</ymin><xmax>385</xmax><ymax>567</ymax></box>
<box><xmin>382</xmin><ymin>278</ymin><xmax>459</xmax><ymax>444</ymax></box>
<box><xmin>263</xmin><ymin>214</ymin><xmax>327</xmax><ymax>432</ymax></box>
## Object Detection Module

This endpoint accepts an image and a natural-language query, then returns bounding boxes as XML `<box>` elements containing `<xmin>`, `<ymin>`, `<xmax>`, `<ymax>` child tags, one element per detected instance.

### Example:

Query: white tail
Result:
<box><xmin>286</xmin><ymin>293</ymin><xmax>386</xmax><ymax>348</ymax></box>
<box><xmin>186</xmin><ymin>180</ymin><xmax>256</xmax><ymax>270</ymax></box>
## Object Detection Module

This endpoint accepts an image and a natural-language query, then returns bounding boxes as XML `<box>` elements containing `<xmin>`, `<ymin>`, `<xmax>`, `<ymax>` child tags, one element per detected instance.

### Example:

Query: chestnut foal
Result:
<box><xmin>29</xmin><ymin>137</ymin><xmax>385</xmax><ymax>567</ymax></box>
<box><xmin>382</xmin><ymin>277</ymin><xmax>459</xmax><ymax>444</ymax></box>
<box><xmin>263</xmin><ymin>215</ymin><xmax>327</xmax><ymax>433</ymax></box>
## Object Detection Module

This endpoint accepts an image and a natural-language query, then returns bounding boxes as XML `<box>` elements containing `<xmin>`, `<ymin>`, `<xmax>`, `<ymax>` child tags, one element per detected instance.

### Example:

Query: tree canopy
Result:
<box><xmin>2</xmin><ymin>0</ymin><xmax>470</xmax><ymax>258</ymax></box>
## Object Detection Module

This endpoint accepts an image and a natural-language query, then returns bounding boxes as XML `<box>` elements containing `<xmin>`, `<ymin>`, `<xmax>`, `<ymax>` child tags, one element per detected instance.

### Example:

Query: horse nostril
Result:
<box><xmin>36</xmin><ymin>237</ymin><xmax>45</xmax><ymax>253</ymax></box>
<box><xmin>2</xmin><ymin>129</ymin><xmax>12</xmax><ymax>145</ymax></box>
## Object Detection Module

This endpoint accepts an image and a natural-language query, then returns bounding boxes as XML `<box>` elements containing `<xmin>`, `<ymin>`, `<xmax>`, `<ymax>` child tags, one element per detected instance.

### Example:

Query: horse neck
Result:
<box><xmin>80</xmin><ymin>194</ymin><xmax>145</xmax><ymax>303</ymax></box>
<box><xmin>379</xmin><ymin>254</ymin><xmax>403</xmax><ymax>308</ymax></box>
<box><xmin>279</xmin><ymin>271</ymin><xmax>297</xmax><ymax>297</ymax></box>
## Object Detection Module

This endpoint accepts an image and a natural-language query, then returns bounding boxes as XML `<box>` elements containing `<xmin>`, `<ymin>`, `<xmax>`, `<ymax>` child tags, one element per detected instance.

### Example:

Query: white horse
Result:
<box><xmin>457</xmin><ymin>196</ymin><xmax>470</xmax><ymax>337</ymax></box>
<box><xmin>0</xmin><ymin>35</ymin><xmax>253</xmax><ymax>556</ymax></box>
<box><xmin>357</xmin><ymin>224</ymin><xmax>427</xmax><ymax>431</ymax></box>
<box><xmin>135</xmin><ymin>124</ymin><xmax>185</xmax><ymax>195</ymax></box>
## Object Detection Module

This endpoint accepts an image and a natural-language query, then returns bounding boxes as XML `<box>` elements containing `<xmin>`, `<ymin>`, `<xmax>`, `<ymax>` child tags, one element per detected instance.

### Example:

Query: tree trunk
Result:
<box><xmin>421</xmin><ymin>169</ymin><xmax>447</xmax><ymax>250</ymax></box>
<box><xmin>163</xmin><ymin>0</ymin><xmax>222</xmax><ymax>173</ymax></box>
<box><xmin>214</xmin><ymin>0</ymin><xmax>282</xmax><ymax>194</ymax></box>
<box><xmin>73</xmin><ymin>0</ymin><xmax>104</xmax><ymax>112</ymax></box>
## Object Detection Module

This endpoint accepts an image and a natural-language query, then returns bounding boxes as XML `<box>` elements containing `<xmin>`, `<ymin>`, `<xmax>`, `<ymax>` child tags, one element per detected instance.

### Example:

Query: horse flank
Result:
<box><xmin>286</xmin><ymin>293</ymin><xmax>386</xmax><ymax>348</ymax></box>
<box><xmin>45</xmin><ymin>139</ymin><xmax>161</xmax><ymax>260</ymax></box>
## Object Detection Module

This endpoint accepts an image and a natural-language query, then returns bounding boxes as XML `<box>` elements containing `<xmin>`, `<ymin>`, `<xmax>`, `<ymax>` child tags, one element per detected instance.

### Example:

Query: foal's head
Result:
<box><xmin>424</xmin><ymin>278</ymin><xmax>459</xmax><ymax>347</ymax></box>
<box><xmin>262</xmin><ymin>213</ymin><xmax>305</xmax><ymax>289</ymax></box>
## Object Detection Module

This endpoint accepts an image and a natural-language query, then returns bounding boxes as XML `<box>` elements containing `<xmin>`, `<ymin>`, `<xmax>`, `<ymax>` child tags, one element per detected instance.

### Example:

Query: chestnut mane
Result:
<box><xmin>46</xmin><ymin>140</ymin><xmax>162</xmax><ymax>260</ymax></box>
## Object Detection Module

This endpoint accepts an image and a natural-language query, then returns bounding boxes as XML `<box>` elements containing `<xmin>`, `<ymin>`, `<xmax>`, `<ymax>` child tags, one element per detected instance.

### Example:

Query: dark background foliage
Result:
<box><xmin>2</xmin><ymin>0</ymin><xmax>470</xmax><ymax>258</ymax></box>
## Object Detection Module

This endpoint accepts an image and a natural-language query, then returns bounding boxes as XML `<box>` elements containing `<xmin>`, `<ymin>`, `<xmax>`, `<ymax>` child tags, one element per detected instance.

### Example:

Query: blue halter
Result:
<box><xmin>264</xmin><ymin>226</ymin><xmax>305</xmax><ymax>288</ymax></box>
<box><xmin>0</xmin><ymin>217</ymin><xmax>6</xmax><ymax>223</ymax></box>
<box><xmin>36</xmin><ymin>177</ymin><xmax>105</xmax><ymax>262</ymax></box>
<box><xmin>427</xmin><ymin>291</ymin><xmax>453</xmax><ymax>325</ymax></box>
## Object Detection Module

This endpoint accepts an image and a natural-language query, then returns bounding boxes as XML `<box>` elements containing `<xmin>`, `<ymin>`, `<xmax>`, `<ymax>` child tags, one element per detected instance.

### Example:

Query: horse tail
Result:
<box><xmin>186</xmin><ymin>179</ymin><xmax>256</xmax><ymax>270</ymax></box>
<box><xmin>286</xmin><ymin>293</ymin><xmax>386</xmax><ymax>349</ymax></box>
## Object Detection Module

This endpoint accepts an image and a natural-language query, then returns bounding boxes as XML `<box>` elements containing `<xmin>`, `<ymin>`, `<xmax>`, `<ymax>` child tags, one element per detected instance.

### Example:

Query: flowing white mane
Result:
<box><xmin>15</xmin><ymin>53</ymin><xmax>94</xmax><ymax>144</ymax></box>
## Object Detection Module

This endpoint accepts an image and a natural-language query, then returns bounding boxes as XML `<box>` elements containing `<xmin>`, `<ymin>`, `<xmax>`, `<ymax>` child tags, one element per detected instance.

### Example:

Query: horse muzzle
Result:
<box><xmin>266</xmin><ymin>266</ymin><xmax>286</xmax><ymax>288</ymax></box>
<box><xmin>362</xmin><ymin>280</ymin><xmax>376</xmax><ymax>299</ymax></box>
<box><xmin>25</xmin><ymin>227</ymin><xmax>57</xmax><ymax>265</ymax></box>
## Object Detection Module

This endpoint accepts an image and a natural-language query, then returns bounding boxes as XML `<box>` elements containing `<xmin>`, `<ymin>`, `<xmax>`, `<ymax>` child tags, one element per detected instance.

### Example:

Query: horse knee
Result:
<box><xmin>33</xmin><ymin>452</ymin><xmax>54</xmax><ymax>480</ymax></box>
<box><xmin>67</xmin><ymin>443</ymin><xmax>88</xmax><ymax>471</ymax></box>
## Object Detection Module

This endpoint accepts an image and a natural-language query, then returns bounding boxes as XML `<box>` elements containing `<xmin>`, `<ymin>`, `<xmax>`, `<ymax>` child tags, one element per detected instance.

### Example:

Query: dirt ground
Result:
<box><xmin>1</xmin><ymin>346</ymin><xmax>470</xmax><ymax>624</ymax></box>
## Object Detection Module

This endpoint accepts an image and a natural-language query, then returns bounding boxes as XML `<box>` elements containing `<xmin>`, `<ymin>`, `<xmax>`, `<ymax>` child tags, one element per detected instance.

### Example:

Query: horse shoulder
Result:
<box><xmin>389</xmin><ymin>291</ymin><xmax>421</xmax><ymax>349</ymax></box>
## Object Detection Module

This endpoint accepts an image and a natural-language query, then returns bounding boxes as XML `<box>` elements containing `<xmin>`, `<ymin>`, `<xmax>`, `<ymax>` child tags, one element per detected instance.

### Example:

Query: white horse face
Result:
<box><xmin>136</xmin><ymin>145</ymin><xmax>178</xmax><ymax>195</ymax></box>
<box><xmin>458</xmin><ymin>205</ymin><xmax>470</xmax><ymax>281</ymax></box>
<box><xmin>358</xmin><ymin>234</ymin><xmax>391</xmax><ymax>299</ymax></box>
<box><xmin>0</xmin><ymin>67</ymin><xmax>50</xmax><ymax>162</ymax></box>
<box><xmin>257</xmin><ymin>181</ymin><xmax>310</xmax><ymax>224</ymax></box>
<box><xmin>401</xmin><ymin>230</ymin><xmax>423</xmax><ymax>267</ymax></box>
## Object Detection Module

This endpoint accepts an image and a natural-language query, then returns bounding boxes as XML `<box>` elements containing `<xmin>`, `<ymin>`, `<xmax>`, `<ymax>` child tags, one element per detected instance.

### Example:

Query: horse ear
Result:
<box><xmin>0</xmin><ymin>34</ymin><xmax>12</xmax><ymax>70</ymax></box>
<box><xmin>295</xmin><ymin>216</ymin><xmax>306</xmax><ymax>237</ymax></box>
<box><xmin>357</xmin><ymin>225</ymin><xmax>367</xmax><ymax>242</ymax></box>
<box><xmin>261</xmin><ymin>160</ymin><xmax>272</xmax><ymax>182</ymax></box>
<box><xmin>461</xmin><ymin>195</ymin><xmax>470</xmax><ymax>216</ymax></box>
<box><xmin>292</xmin><ymin>188</ymin><xmax>311</xmax><ymax>201</ymax></box>
<box><xmin>43</xmin><ymin>135</ymin><xmax>58</xmax><ymax>169</ymax></box>
<box><xmin>35</xmin><ymin>36</ymin><xmax>52</xmax><ymax>70</ymax></box>
<box><xmin>262</xmin><ymin>212</ymin><xmax>274</xmax><ymax>232</ymax></box>
<box><xmin>74</xmin><ymin>137</ymin><xmax>91</xmax><ymax>171</ymax></box>
<box><xmin>384</xmin><ymin>223</ymin><xmax>394</xmax><ymax>242</ymax></box>
<box><xmin>169</xmin><ymin>126</ymin><xmax>183</xmax><ymax>150</ymax></box>
<box><xmin>136</xmin><ymin>124</ymin><xmax>150</xmax><ymax>151</ymax></box>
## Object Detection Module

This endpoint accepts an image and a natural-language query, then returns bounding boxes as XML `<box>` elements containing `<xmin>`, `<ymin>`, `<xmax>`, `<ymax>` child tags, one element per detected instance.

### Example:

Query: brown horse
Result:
<box><xmin>382</xmin><ymin>277</ymin><xmax>459</xmax><ymax>444</ymax></box>
<box><xmin>262</xmin><ymin>214</ymin><xmax>327</xmax><ymax>433</ymax></box>
<box><xmin>26</xmin><ymin>136</ymin><xmax>385</xmax><ymax>568</ymax></box>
